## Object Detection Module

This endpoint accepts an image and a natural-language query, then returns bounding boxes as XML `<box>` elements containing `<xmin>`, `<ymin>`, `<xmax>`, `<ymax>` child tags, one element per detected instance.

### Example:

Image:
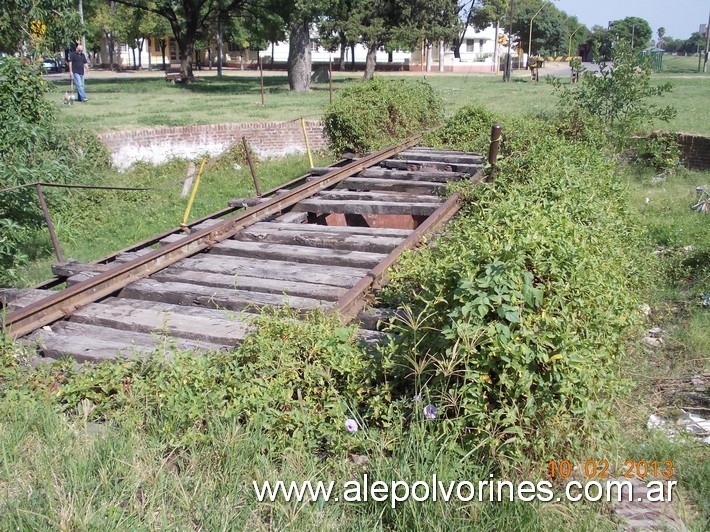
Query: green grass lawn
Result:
<box><xmin>52</xmin><ymin>70</ymin><xmax>710</xmax><ymax>135</ymax></box>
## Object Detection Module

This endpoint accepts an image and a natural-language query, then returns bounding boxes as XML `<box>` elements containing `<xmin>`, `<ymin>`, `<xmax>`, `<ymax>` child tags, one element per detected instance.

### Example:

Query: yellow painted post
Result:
<box><xmin>301</xmin><ymin>117</ymin><xmax>314</xmax><ymax>168</ymax></box>
<box><xmin>181</xmin><ymin>158</ymin><xmax>207</xmax><ymax>228</ymax></box>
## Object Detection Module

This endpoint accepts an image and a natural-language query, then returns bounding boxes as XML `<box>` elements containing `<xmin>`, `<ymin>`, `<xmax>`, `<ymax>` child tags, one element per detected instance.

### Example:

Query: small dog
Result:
<box><xmin>63</xmin><ymin>91</ymin><xmax>75</xmax><ymax>105</ymax></box>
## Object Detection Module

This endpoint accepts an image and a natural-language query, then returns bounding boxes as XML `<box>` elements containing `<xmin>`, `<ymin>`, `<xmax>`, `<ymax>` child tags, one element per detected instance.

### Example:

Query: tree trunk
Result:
<box><xmin>160</xmin><ymin>39</ymin><xmax>166</xmax><ymax>70</ymax></box>
<box><xmin>132</xmin><ymin>47</ymin><xmax>136</xmax><ymax>68</ymax></box>
<box><xmin>179</xmin><ymin>38</ymin><xmax>194</xmax><ymax>79</ymax></box>
<box><xmin>107</xmin><ymin>34</ymin><xmax>114</xmax><ymax>70</ymax></box>
<box><xmin>137</xmin><ymin>38</ymin><xmax>144</xmax><ymax>68</ymax></box>
<box><xmin>363</xmin><ymin>42</ymin><xmax>377</xmax><ymax>80</ymax></box>
<box><xmin>287</xmin><ymin>20</ymin><xmax>311</xmax><ymax>92</ymax></box>
<box><xmin>350</xmin><ymin>43</ymin><xmax>355</xmax><ymax>68</ymax></box>
<box><xmin>147</xmin><ymin>38</ymin><xmax>151</xmax><ymax>69</ymax></box>
<box><xmin>338</xmin><ymin>33</ymin><xmax>346</xmax><ymax>71</ymax></box>
<box><xmin>425</xmin><ymin>42</ymin><xmax>432</xmax><ymax>72</ymax></box>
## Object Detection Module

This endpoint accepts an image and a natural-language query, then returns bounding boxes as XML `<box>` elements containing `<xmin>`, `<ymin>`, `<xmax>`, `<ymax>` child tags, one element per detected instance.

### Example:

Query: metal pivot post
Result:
<box><xmin>242</xmin><ymin>136</ymin><xmax>261</xmax><ymax>197</ymax></box>
<box><xmin>35</xmin><ymin>183</ymin><xmax>64</xmax><ymax>263</ymax></box>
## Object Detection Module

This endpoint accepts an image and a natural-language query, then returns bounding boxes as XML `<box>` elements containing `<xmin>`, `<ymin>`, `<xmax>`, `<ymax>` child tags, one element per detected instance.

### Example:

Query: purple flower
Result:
<box><xmin>345</xmin><ymin>418</ymin><xmax>359</xmax><ymax>432</ymax></box>
<box><xmin>413</xmin><ymin>393</ymin><xmax>422</xmax><ymax>402</ymax></box>
<box><xmin>423</xmin><ymin>404</ymin><xmax>437</xmax><ymax>420</ymax></box>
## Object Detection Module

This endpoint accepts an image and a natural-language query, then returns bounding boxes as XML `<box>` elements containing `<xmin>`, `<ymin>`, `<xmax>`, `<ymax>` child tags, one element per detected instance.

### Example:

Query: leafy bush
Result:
<box><xmin>381</xmin><ymin>119</ymin><xmax>645</xmax><ymax>461</ymax></box>
<box><xmin>550</xmin><ymin>43</ymin><xmax>676</xmax><ymax>147</ymax></box>
<box><xmin>627</xmin><ymin>132</ymin><xmax>681</xmax><ymax>172</ymax></box>
<box><xmin>323</xmin><ymin>78</ymin><xmax>444</xmax><ymax>155</ymax></box>
<box><xmin>0</xmin><ymin>57</ymin><xmax>110</xmax><ymax>283</ymax></box>
<box><xmin>1</xmin><ymin>309</ymin><xmax>392</xmax><ymax>455</ymax></box>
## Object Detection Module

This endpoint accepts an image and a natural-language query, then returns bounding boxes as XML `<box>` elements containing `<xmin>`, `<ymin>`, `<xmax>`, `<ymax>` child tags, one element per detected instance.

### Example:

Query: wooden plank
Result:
<box><xmin>273</xmin><ymin>211</ymin><xmax>308</xmax><ymax>224</ymax></box>
<box><xmin>397</xmin><ymin>151</ymin><xmax>485</xmax><ymax>164</ymax></box>
<box><xmin>151</xmin><ymin>268</ymin><xmax>348</xmax><ymax>301</ymax></box>
<box><xmin>250</xmin><ymin>221</ymin><xmax>412</xmax><ymax>238</ymax></box>
<box><xmin>120</xmin><ymin>279</ymin><xmax>329</xmax><ymax>312</ymax></box>
<box><xmin>293</xmin><ymin>198</ymin><xmax>438</xmax><ymax>216</ymax></box>
<box><xmin>52</xmin><ymin>260</ymin><xmax>110</xmax><ymax>277</ymax></box>
<box><xmin>358</xmin><ymin>167</ymin><xmax>466</xmax><ymax>182</ymax></box>
<box><xmin>100</xmin><ymin>296</ymin><xmax>257</xmax><ymax>320</ymax></box>
<box><xmin>381</xmin><ymin>159</ymin><xmax>483</xmax><ymax>173</ymax></box>
<box><xmin>28</xmin><ymin>322</ymin><xmax>223</xmax><ymax>362</ymax></box>
<box><xmin>337</xmin><ymin>178</ymin><xmax>444</xmax><ymax>194</ymax></box>
<box><xmin>209</xmin><ymin>240</ymin><xmax>387</xmax><ymax>269</ymax></box>
<box><xmin>235</xmin><ymin>226</ymin><xmax>405</xmax><ymax>254</ymax></box>
<box><xmin>70</xmin><ymin>300</ymin><xmax>251</xmax><ymax>346</ymax></box>
<box><xmin>356</xmin><ymin>307</ymin><xmax>398</xmax><ymax>330</ymax></box>
<box><xmin>162</xmin><ymin>255</ymin><xmax>366</xmax><ymax>288</ymax></box>
<box><xmin>315</xmin><ymin>190</ymin><xmax>443</xmax><ymax>204</ymax></box>
<box><xmin>0</xmin><ymin>288</ymin><xmax>54</xmax><ymax>313</ymax></box>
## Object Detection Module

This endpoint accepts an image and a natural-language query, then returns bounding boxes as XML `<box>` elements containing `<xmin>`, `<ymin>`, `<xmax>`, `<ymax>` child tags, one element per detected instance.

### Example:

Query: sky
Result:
<box><xmin>554</xmin><ymin>0</ymin><xmax>709</xmax><ymax>40</ymax></box>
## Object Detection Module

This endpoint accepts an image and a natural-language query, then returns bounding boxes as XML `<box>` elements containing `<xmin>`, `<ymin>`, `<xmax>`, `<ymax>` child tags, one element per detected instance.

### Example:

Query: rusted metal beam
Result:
<box><xmin>242</xmin><ymin>136</ymin><xmax>261</xmax><ymax>197</ymax></box>
<box><xmin>488</xmin><ymin>124</ymin><xmax>502</xmax><ymax>167</ymax></box>
<box><xmin>35</xmin><ymin>184</ymin><xmax>64</xmax><ymax>263</ymax></box>
<box><xmin>4</xmin><ymin>135</ymin><xmax>422</xmax><ymax>340</ymax></box>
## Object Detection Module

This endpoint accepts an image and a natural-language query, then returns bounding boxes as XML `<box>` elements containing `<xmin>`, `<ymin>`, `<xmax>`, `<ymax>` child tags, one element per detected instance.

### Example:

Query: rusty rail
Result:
<box><xmin>4</xmin><ymin>135</ymin><xmax>422</xmax><ymax>340</ymax></box>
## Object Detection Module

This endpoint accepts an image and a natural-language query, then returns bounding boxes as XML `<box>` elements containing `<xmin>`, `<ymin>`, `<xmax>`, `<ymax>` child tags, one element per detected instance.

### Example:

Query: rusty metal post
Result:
<box><xmin>488</xmin><ymin>124</ymin><xmax>502</xmax><ymax>167</ymax></box>
<box><xmin>35</xmin><ymin>183</ymin><xmax>64</xmax><ymax>263</ymax></box>
<box><xmin>258</xmin><ymin>51</ymin><xmax>265</xmax><ymax>105</ymax></box>
<box><xmin>242</xmin><ymin>136</ymin><xmax>261</xmax><ymax>197</ymax></box>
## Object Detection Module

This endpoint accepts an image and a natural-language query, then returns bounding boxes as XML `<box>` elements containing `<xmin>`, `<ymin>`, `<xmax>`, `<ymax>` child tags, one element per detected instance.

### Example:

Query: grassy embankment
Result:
<box><xmin>0</xmin><ymin>62</ymin><xmax>706</xmax><ymax>530</ymax></box>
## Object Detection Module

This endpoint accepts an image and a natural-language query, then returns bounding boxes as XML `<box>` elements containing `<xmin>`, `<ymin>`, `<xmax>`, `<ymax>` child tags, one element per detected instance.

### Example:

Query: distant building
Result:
<box><xmin>95</xmin><ymin>24</ymin><xmax>506</xmax><ymax>72</ymax></box>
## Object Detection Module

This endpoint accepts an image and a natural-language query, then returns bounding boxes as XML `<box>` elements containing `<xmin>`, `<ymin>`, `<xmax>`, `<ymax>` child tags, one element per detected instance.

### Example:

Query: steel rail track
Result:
<box><xmin>4</xmin><ymin>135</ymin><xmax>423</xmax><ymax>340</ymax></box>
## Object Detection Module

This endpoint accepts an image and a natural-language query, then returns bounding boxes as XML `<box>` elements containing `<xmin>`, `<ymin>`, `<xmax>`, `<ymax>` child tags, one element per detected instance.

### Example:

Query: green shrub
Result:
<box><xmin>381</xmin><ymin>120</ymin><xmax>645</xmax><ymax>462</ymax></box>
<box><xmin>0</xmin><ymin>57</ymin><xmax>110</xmax><ymax>283</ymax></box>
<box><xmin>323</xmin><ymin>78</ymin><xmax>444</xmax><ymax>155</ymax></box>
<box><xmin>550</xmin><ymin>42</ymin><xmax>676</xmax><ymax>148</ymax></box>
<box><xmin>2</xmin><ymin>309</ymin><xmax>392</xmax><ymax>455</ymax></box>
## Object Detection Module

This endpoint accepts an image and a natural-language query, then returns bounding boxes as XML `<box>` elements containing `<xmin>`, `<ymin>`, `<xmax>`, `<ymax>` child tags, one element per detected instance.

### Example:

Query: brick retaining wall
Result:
<box><xmin>99</xmin><ymin>121</ymin><xmax>327</xmax><ymax>170</ymax></box>
<box><xmin>678</xmin><ymin>133</ymin><xmax>710</xmax><ymax>170</ymax></box>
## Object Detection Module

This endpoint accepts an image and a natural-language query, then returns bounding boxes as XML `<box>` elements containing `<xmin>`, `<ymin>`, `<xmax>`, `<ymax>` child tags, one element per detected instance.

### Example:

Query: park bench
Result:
<box><xmin>165</xmin><ymin>68</ymin><xmax>182</xmax><ymax>83</ymax></box>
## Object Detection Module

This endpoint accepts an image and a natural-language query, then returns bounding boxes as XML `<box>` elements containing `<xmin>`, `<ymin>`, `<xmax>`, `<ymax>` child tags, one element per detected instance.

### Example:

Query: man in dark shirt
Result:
<box><xmin>68</xmin><ymin>44</ymin><xmax>88</xmax><ymax>102</ymax></box>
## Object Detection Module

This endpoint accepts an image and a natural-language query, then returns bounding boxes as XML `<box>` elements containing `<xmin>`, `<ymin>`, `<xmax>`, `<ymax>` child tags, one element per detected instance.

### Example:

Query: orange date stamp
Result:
<box><xmin>548</xmin><ymin>459</ymin><xmax>674</xmax><ymax>480</ymax></box>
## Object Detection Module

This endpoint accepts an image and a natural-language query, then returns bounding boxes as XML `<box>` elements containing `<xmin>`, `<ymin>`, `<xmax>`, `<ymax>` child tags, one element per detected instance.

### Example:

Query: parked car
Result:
<box><xmin>41</xmin><ymin>57</ymin><xmax>65</xmax><ymax>73</ymax></box>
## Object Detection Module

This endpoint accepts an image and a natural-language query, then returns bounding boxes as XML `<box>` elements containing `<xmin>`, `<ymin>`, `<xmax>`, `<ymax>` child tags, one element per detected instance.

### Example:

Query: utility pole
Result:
<box><xmin>528</xmin><ymin>1</ymin><xmax>549</xmax><ymax>64</ymax></box>
<box><xmin>704</xmin><ymin>10</ymin><xmax>710</xmax><ymax>73</ymax></box>
<box><xmin>504</xmin><ymin>0</ymin><xmax>514</xmax><ymax>82</ymax></box>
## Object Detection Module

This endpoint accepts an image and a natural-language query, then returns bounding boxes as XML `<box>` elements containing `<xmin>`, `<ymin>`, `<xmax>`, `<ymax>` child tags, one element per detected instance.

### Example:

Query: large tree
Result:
<box><xmin>608</xmin><ymin>16</ymin><xmax>652</xmax><ymax>52</ymax></box>
<box><xmin>112</xmin><ymin>0</ymin><xmax>253</xmax><ymax>78</ymax></box>
<box><xmin>0</xmin><ymin>0</ymin><xmax>81</xmax><ymax>56</ymax></box>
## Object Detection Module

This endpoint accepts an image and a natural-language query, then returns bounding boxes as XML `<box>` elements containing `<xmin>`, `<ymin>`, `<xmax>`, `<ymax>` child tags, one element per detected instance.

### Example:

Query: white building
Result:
<box><xmin>97</xmin><ymin>24</ymin><xmax>505</xmax><ymax>72</ymax></box>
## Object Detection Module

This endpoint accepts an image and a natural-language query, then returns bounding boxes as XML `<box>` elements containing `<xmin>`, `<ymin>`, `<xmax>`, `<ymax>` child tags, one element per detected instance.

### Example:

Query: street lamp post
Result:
<box><xmin>528</xmin><ymin>2</ymin><xmax>550</xmax><ymax>64</ymax></box>
<box><xmin>568</xmin><ymin>25</ymin><xmax>581</xmax><ymax>57</ymax></box>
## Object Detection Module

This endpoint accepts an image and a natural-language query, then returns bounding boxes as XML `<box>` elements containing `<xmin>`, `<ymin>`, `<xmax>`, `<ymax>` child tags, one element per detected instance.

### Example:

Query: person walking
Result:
<box><xmin>68</xmin><ymin>44</ymin><xmax>89</xmax><ymax>102</ymax></box>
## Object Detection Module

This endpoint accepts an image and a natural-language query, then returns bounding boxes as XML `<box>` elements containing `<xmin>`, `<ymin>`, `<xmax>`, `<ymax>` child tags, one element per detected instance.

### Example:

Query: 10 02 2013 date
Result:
<box><xmin>548</xmin><ymin>460</ymin><xmax>674</xmax><ymax>479</ymax></box>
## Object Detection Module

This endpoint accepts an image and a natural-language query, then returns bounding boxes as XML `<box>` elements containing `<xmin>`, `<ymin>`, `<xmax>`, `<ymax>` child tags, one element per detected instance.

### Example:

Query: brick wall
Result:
<box><xmin>678</xmin><ymin>133</ymin><xmax>710</xmax><ymax>170</ymax></box>
<box><xmin>98</xmin><ymin>121</ymin><xmax>327</xmax><ymax>170</ymax></box>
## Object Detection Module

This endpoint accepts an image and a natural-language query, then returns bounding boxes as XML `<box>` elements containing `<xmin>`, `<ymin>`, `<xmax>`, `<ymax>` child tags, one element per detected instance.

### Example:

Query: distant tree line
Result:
<box><xmin>1</xmin><ymin>1</ymin><xmax>704</xmax><ymax>92</ymax></box>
